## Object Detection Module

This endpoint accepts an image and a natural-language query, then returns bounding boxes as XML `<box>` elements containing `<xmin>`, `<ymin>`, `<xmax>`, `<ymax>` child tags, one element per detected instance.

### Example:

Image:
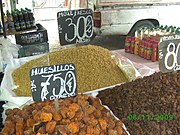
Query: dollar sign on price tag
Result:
<box><xmin>159</xmin><ymin>34</ymin><xmax>180</xmax><ymax>73</ymax></box>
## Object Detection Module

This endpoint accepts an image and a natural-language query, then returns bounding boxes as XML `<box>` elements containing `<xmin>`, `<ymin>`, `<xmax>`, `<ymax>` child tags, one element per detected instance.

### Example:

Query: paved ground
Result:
<box><xmin>89</xmin><ymin>35</ymin><xmax>126</xmax><ymax>50</ymax></box>
<box><xmin>36</xmin><ymin>20</ymin><xmax>126</xmax><ymax>51</ymax></box>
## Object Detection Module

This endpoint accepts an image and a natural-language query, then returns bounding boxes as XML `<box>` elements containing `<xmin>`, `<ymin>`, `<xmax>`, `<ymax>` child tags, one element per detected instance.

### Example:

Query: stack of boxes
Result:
<box><xmin>16</xmin><ymin>23</ymin><xmax>49</xmax><ymax>57</ymax></box>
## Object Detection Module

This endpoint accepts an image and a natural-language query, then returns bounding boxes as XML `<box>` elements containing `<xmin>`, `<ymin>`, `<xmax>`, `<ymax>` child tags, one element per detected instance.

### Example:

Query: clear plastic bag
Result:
<box><xmin>0</xmin><ymin>37</ymin><xmax>21</xmax><ymax>72</ymax></box>
<box><xmin>112</xmin><ymin>51</ymin><xmax>142</xmax><ymax>81</ymax></box>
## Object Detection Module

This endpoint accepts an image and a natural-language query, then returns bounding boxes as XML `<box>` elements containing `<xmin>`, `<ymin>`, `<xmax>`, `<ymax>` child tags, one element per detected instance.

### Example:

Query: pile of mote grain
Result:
<box><xmin>97</xmin><ymin>71</ymin><xmax>180</xmax><ymax>135</ymax></box>
<box><xmin>12</xmin><ymin>45</ymin><xmax>128</xmax><ymax>96</ymax></box>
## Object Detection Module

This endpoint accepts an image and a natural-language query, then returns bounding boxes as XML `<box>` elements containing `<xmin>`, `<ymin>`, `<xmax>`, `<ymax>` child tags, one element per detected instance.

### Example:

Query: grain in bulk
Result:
<box><xmin>12</xmin><ymin>45</ymin><xmax>128</xmax><ymax>96</ymax></box>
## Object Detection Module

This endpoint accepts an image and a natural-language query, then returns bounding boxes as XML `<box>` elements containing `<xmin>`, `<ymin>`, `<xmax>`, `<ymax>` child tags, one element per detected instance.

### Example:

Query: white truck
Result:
<box><xmin>82</xmin><ymin>0</ymin><xmax>180</xmax><ymax>36</ymax></box>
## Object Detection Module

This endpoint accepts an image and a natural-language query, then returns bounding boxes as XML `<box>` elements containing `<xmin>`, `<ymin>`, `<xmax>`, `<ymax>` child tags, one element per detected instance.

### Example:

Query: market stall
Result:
<box><xmin>0</xmin><ymin>4</ymin><xmax>179</xmax><ymax>135</ymax></box>
<box><xmin>0</xmin><ymin>44</ymin><xmax>140</xmax><ymax>134</ymax></box>
<box><xmin>0</xmin><ymin>41</ymin><xmax>179</xmax><ymax>134</ymax></box>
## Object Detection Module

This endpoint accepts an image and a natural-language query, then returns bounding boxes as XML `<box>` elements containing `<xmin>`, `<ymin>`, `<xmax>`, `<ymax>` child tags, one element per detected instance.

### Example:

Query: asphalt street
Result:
<box><xmin>36</xmin><ymin>20</ymin><xmax>126</xmax><ymax>51</ymax></box>
<box><xmin>89</xmin><ymin>35</ymin><xmax>126</xmax><ymax>50</ymax></box>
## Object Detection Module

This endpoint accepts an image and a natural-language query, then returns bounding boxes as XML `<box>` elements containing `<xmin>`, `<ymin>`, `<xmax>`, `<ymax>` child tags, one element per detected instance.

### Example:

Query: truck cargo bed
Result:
<box><xmin>98</xmin><ymin>0</ymin><xmax>180</xmax><ymax>6</ymax></box>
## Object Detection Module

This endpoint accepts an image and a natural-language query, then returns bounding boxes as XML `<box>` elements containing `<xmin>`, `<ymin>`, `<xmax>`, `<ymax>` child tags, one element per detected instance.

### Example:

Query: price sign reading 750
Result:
<box><xmin>30</xmin><ymin>64</ymin><xmax>77</xmax><ymax>102</ymax></box>
<box><xmin>159</xmin><ymin>35</ymin><xmax>180</xmax><ymax>73</ymax></box>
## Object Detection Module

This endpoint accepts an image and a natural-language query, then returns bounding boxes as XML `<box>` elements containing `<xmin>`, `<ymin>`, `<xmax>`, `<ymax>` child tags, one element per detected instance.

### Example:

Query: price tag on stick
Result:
<box><xmin>57</xmin><ymin>9</ymin><xmax>95</xmax><ymax>45</ymax></box>
<box><xmin>158</xmin><ymin>35</ymin><xmax>180</xmax><ymax>73</ymax></box>
<box><xmin>30</xmin><ymin>64</ymin><xmax>77</xmax><ymax>102</ymax></box>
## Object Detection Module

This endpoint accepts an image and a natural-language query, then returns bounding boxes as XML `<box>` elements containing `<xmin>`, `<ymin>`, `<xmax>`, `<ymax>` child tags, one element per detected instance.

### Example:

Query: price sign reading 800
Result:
<box><xmin>159</xmin><ymin>36</ymin><xmax>180</xmax><ymax>72</ymax></box>
<box><xmin>57</xmin><ymin>9</ymin><xmax>94</xmax><ymax>45</ymax></box>
<box><xmin>164</xmin><ymin>43</ymin><xmax>180</xmax><ymax>70</ymax></box>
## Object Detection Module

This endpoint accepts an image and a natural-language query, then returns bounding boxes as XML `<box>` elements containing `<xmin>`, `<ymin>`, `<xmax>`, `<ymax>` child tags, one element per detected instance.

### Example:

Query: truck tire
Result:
<box><xmin>128</xmin><ymin>20</ymin><xmax>155</xmax><ymax>37</ymax></box>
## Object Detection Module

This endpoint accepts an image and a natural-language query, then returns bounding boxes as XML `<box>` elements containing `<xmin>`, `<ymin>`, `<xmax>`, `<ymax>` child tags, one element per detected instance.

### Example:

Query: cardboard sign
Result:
<box><xmin>57</xmin><ymin>9</ymin><xmax>94</xmax><ymax>45</ymax></box>
<box><xmin>159</xmin><ymin>35</ymin><xmax>180</xmax><ymax>73</ymax></box>
<box><xmin>30</xmin><ymin>64</ymin><xmax>77</xmax><ymax>102</ymax></box>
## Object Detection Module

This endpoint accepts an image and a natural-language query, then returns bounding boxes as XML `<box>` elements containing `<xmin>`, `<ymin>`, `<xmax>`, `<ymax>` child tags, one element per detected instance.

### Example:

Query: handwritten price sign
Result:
<box><xmin>159</xmin><ymin>35</ymin><xmax>180</xmax><ymax>73</ymax></box>
<box><xmin>57</xmin><ymin>9</ymin><xmax>94</xmax><ymax>45</ymax></box>
<box><xmin>30</xmin><ymin>64</ymin><xmax>77</xmax><ymax>102</ymax></box>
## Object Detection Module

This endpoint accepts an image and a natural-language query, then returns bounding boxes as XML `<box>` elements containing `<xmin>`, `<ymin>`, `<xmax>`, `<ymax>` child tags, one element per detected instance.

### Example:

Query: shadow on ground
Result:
<box><xmin>89</xmin><ymin>35</ymin><xmax>126</xmax><ymax>50</ymax></box>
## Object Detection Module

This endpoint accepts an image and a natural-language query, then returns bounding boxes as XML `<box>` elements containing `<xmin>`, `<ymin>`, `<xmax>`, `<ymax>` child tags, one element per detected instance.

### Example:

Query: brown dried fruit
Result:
<box><xmin>46</xmin><ymin>121</ymin><xmax>56</xmax><ymax>134</ymax></box>
<box><xmin>53</xmin><ymin>111</ymin><xmax>62</xmax><ymax>121</ymax></box>
<box><xmin>98</xmin><ymin>71</ymin><xmax>180</xmax><ymax>135</ymax></box>
<box><xmin>67</xmin><ymin>110</ymin><xmax>76</xmax><ymax>119</ymax></box>
<box><xmin>16</xmin><ymin>122</ymin><xmax>24</xmax><ymax>135</ymax></box>
<box><xmin>40</xmin><ymin>112</ymin><xmax>52</xmax><ymax>122</ymax></box>
<box><xmin>33</xmin><ymin>122</ymin><xmax>45</xmax><ymax>133</ymax></box>
<box><xmin>67</xmin><ymin>122</ymin><xmax>79</xmax><ymax>134</ymax></box>
<box><xmin>27</xmin><ymin>118</ymin><xmax>35</xmax><ymax>127</ymax></box>
<box><xmin>1</xmin><ymin>94</ymin><xmax>126</xmax><ymax>135</ymax></box>
<box><xmin>99</xmin><ymin>118</ymin><xmax>107</xmax><ymax>131</ymax></box>
<box><xmin>69</xmin><ymin>103</ymin><xmax>80</xmax><ymax>112</ymax></box>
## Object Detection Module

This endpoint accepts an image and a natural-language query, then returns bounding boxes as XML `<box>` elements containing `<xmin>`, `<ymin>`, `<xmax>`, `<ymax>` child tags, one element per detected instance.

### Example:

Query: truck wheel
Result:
<box><xmin>128</xmin><ymin>20</ymin><xmax>155</xmax><ymax>37</ymax></box>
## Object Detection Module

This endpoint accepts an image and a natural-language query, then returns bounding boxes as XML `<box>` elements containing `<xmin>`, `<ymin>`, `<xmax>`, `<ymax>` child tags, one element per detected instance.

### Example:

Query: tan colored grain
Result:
<box><xmin>12</xmin><ymin>45</ymin><xmax>128</xmax><ymax>96</ymax></box>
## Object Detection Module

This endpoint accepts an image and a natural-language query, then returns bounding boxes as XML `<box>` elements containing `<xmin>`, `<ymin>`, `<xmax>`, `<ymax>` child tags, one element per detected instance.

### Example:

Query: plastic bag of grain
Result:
<box><xmin>112</xmin><ymin>51</ymin><xmax>142</xmax><ymax>81</ymax></box>
<box><xmin>0</xmin><ymin>45</ymin><xmax>140</xmax><ymax>97</ymax></box>
<box><xmin>10</xmin><ymin>45</ymin><xmax>140</xmax><ymax>97</ymax></box>
<box><xmin>0</xmin><ymin>38</ymin><xmax>21</xmax><ymax>73</ymax></box>
<box><xmin>0</xmin><ymin>45</ymin><xmax>140</xmax><ymax>120</ymax></box>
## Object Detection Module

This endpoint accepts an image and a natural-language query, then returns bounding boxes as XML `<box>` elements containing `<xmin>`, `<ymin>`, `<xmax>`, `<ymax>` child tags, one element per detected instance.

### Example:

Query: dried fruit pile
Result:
<box><xmin>12</xmin><ymin>45</ymin><xmax>128</xmax><ymax>96</ymax></box>
<box><xmin>1</xmin><ymin>94</ymin><xmax>127</xmax><ymax>135</ymax></box>
<box><xmin>97</xmin><ymin>71</ymin><xmax>180</xmax><ymax>135</ymax></box>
